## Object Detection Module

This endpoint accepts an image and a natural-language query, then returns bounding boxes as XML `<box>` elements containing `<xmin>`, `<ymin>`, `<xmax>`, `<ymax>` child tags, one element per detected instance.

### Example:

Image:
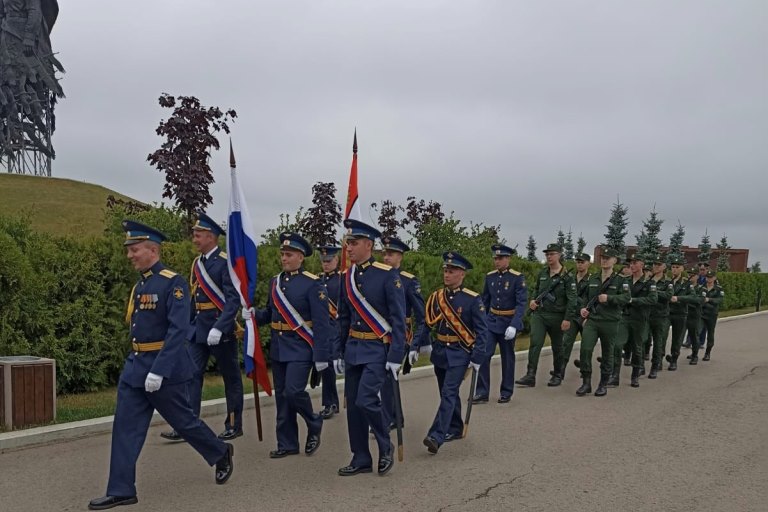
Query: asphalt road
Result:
<box><xmin>2</xmin><ymin>315</ymin><xmax>766</xmax><ymax>512</ymax></box>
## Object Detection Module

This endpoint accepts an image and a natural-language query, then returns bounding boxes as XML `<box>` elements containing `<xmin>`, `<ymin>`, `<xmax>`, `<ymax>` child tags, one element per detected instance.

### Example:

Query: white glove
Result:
<box><xmin>468</xmin><ymin>361</ymin><xmax>481</xmax><ymax>372</ymax></box>
<box><xmin>241</xmin><ymin>307</ymin><xmax>254</xmax><ymax>321</ymax></box>
<box><xmin>408</xmin><ymin>350</ymin><xmax>419</xmax><ymax>365</ymax></box>
<box><xmin>504</xmin><ymin>326</ymin><xmax>517</xmax><ymax>340</ymax></box>
<box><xmin>385</xmin><ymin>362</ymin><xmax>401</xmax><ymax>380</ymax></box>
<box><xmin>207</xmin><ymin>327</ymin><xmax>222</xmax><ymax>346</ymax></box>
<box><xmin>145</xmin><ymin>372</ymin><xmax>163</xmax><ymax>393</ymax></box>
<box><xmin>419</xmin><ymin>344</ymin><xmax>433</xmax><ymax>355</ymax></box>
<box><xmin>333</xmin><ymin>358</ymin><xmax>345</xmax><ymax>375</ymax></box>
<box><xmin>315</xmin><ymin>361</ymin><xmax>329</xmax><ymax>372</ymax></box>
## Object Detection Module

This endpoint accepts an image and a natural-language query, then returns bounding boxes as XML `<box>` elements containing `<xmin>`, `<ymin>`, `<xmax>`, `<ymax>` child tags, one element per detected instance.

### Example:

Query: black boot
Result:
<box><xmin>606</xmin><ymin>368</ymin><xmax>620</xmax><ymax>387</ymax></box>
<box><xmin>623</xmin><ymin>355</ymin><xmax>631</xmax><ymax>367</ymax></box>
<box><xmin>576</xmin><ymin>377</ymin><xmax>592</xmax><ymax>396</ymax></box>
<box><xmin>639</xmin><ymin>365</ymin><xmax>646</xmax><ymax>376</ymax></box>
<box><xmin>630</xmin><ymin>367</ymin><xmax>640</xmax><ymax>388</ymax></box>
<box><xmin>648</xmin><ymin>364</ymin><xmax>658</xmax><ymax>379</ymax></box>
<box><xmin>703</xmin><ymin>350</ymin><xmax>711</xmax><ymax>361</ymax></box>
<box><xmin>515</xmin><ymin>369</ymin><xmax>536</xmax><ymax>387</ymax></box>
<box><xmin>666</xmin><ymin>354</ymin><xmax>678</xmax><ymax>371</ymax></box>
<box><xmin>594</xmin><ymin>375</ymin><xmax>608</xmax><ymax>397</ymax></box>
<box><xmin>547</xmin><ymin>368</ymin><xmax>562</xmax><ymax>387</ymax></box>
<box><xmin>689</xmin><ymin>354</ymin><xmax>699</xmax><ymax>365</ymax></box>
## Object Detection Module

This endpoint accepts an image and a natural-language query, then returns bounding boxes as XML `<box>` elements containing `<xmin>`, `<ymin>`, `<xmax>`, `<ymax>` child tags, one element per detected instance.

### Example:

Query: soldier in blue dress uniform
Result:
<box><xmin>161</xmin><ymin>213</ymin><xmax>244</xmax><ymax>442</ymax></box>
<box><xmin>247</xmin><ymin>233</ymin><xmax>332</xmax><ymax>459</ymax></box>
<box><xmin>334</xmin><ymin>219</ymin><xmax>406</xmax><ymax>476</ymax></box>
<box><xmin>317</xmin><ymin>245</ymin><xmax>342</xmax><ymax>419</ymax></box>
<box><xmin>89</xmin><ymin>221</ymin><xmax>233</xmax><ymax>511</ymax></box>
<box><xmin>380</xmin><ymin>236</ymin><xmax>426</xmax><ymax>430</ymax></box>
<box><xmin>474</xmin><ymin>244</ymin><xmax>527</xmax><ymax>404</ymax></box>
<box><xmin>422</xmin><ymin>252</ymin><xmax>488</xmax><ymax>454</ymax></box>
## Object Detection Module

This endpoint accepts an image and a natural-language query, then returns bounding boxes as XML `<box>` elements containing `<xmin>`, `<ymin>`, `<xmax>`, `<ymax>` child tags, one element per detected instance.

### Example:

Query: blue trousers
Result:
<box><xmin>320</xmin><ymin>366</ymin><xmax>339</xmax><ymax>408</ymax></box>
<box><xmin>271</xmin><ymin>360</ymin><xmax>322</xmax><ymax>452</ymax></box>
<box><xmin>107</xmin><ymin>379</ymin><xmax>226</xmax><ymax>497</ymax></box>
<box><xmin>344</xmin><ymin>362</ymin><xmax>391</xmax><ymax>468</ymax></box>
<box><xmin>427</xmin><ymin>365</ymin><xmax>465</xmax><ymax>445</ymax></box>
<box><xmin>188</xmin><ymin>339</ymin><xmax>243</xmax><ymax>431</ymax></box>
<box><xmin>476</xmin><ymin>331</ymin><xmax>516</xmax><ymax>398</ymax></box>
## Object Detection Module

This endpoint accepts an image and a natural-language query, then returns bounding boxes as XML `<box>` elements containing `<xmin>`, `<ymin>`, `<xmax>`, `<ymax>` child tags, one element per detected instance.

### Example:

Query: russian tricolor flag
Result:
<box><xmin>226</xmin><ymin>142</ymin><xmax>272</xmax><ymax>396</ymax></box>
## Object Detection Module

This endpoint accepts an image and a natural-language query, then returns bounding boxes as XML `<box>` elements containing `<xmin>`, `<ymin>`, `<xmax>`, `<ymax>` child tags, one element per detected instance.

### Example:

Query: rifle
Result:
<box><xmin>577</xmin><ymin>272</ymin><xmax>616</xmax><ymax>326</ymax></box>
<box><xmin>528</xmin><ymin>269</ymin><xmax>571</xmax><ymax>313</ymax></box>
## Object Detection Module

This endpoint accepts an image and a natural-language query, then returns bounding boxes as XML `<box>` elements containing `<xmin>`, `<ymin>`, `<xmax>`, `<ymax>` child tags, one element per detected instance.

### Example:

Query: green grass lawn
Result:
<box><xmin>0</xmin><ymin>174</ymin><xmax>136</xmax><ymax>237</ymax></box>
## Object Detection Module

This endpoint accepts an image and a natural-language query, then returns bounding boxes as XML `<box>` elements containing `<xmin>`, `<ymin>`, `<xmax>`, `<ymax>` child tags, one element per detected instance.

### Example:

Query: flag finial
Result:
<box><xmin>353</xmin><ymin>128</ymin><xmax>357</xmax><ymax>155</ymax></box>
<box><xmin>229</xmin><ymin>138</ymin><xmax>236</xmax><ymax>168</ymax></box>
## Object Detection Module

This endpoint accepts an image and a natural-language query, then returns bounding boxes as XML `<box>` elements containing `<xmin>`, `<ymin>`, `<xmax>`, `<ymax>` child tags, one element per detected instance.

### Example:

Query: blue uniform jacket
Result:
<box><xmin>256</xmin><ymin>267</ymin><xmax>332</xmax><ymax>363</ymax></box>
<box><xmin>427</xmin><ymin>286</ymin><xmax>489</xmax><ymax>368</ymax></box>
<box><xmin>336</xmin><ymin>258</ymin><xmax>407</xmax><ymax>366</ymax></box>
<box><xmin>191</xmin><ymin>247</ymin><xmax>241</xmax><ymax>343</ymax></box>
<box><xmin>481</xmin><ymin>268</ymin><xmax>528</xmax><ymax>333</ymax></box>
<box><xmin>399</xmin><ymin>270</ymin><xmax>427</xmax><ymax>351</ymax></box>
<box><xmin>121</xmin><ymin>262</ymin><xmax>194</xmax><ymax>388</ymax></box>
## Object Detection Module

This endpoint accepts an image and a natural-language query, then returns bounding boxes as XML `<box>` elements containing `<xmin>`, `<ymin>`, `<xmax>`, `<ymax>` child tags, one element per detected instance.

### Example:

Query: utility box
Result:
<box><xmin>0</xmin><ymin>356</ymin><xmax>56</xmax><ymax>430</ymax></box>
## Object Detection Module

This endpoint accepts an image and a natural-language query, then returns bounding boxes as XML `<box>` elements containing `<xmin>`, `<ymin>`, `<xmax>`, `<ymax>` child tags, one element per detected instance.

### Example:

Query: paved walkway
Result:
<box><xmin>1</xmin><ymin>314</ymin><xmax>766</xmax><ymax>511</ymax></box>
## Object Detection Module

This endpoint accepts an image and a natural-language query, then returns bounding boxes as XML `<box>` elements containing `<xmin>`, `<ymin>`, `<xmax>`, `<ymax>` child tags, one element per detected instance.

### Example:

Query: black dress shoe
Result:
<box><xmin>338</xmin><ymin>464</ymin><xmax>373</xmax><ymax>476</ymax></box>
<box><xmin>378</xmin><ymin>445</ymin><xmax>394</xmax><ymax>475</ymax></box>
<box><xmin>88</xmin><ymin>495</ymin><xmax>138</xmax><ymax>510</ymax></box>
<box><xmin>160</xmin><ymin>430</ymin><xmax>185</xmax><ymax>442</ymax></box>
<box><xmin>319</xmin><ymin>404</ymin><xmax>338</xmax><ymax>419</ymax></box>
<box><xmin>305</xmin><ymin>433</ymin><xmax>321</xmax><ymax>455</ymax></box>
<box><xmin>444</xmin><ymin>432</ymin><xmax>463</xmax><ymax>442</ymax></box>
<box><xmin>547</xmin><ymin>375</ymin><xmax>562</xmax><ymax>387</ymax></box>
<box><xmin>218</xmin><ymin>428</ymin><xmax>243</xmax><ymax>440</ymax></box>
<box><xmin>515</xmin><ymin>372</ymin><xmax>536</xmax><ymax>387</ymax></box>
<box><xmin>497</xmin><ymin>395</ymin><xmax>511</xmax><ymax>403</ymax></box>
<box><xmin>269</xmin><ymin>448</ymin><xmax>300</xmax><ymax>459</ymax></box>
<box><xmin>471</xmin><ymin>395</ymin><xmax>489</xmax><ymax>404</ymax></box>
<box><xmin>423</xmin><ymin>436</ymin><xmax>439</xmax><ymax>454</ymax></box>
<box><xmin>703</xmin><ymin>353</ymin><xmax>711</xmax><ymax>361</ymax></box>
<box><xmin>215</xmin><ymin>443</ymin><xmax>234</xmax><ymax>485</ymax></box>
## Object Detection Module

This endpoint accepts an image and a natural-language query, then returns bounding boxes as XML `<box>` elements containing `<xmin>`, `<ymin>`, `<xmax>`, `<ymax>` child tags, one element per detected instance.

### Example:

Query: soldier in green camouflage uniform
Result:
<box><xmin>647</xmin><ymin>256</ymin><xmax>673</xmax><ymax>379</ymax></box>
<box><xmin>559</xmin><ymin>253</ymin><xmax>592</xmax><ymax>379</ymax></box>
<box><xmin>700</xmin><ymin>270</ymin><xmax>725</xmax><ymax>361</ymax></box>
<box><xmin>610</xmin><ymin>253</ymin><xmax>657</xmax><ymax>388</ymax></box>
<box><xmin>524</xmin><ymin>243</ymin><xmax>577</xmax><ymax>387</ymax></box>
<box><xmin>574</xmin><ymin>247</ymin><xmax>629</xmax><ymax>397</ymax></box>
<box><xmin>665</xmin><ymin>258</ymin><xmax>694</xmax><ymax>370</ymax></box>
<box><xmin>685</xmin><ymin>269</ymin><xmax>706</xmax><ymax>365</ymax></box>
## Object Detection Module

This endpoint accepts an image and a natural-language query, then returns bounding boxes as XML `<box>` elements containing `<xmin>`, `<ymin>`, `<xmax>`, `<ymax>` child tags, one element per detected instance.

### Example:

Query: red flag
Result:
<box><xmin>341</xmin><ymin>130</ymin><xmax>362</xmax><ymax>271</ymax></box>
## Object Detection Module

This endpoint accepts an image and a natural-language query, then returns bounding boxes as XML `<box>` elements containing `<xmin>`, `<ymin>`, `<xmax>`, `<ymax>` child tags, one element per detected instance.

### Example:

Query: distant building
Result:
<box><xmin>593</xmin><ymin>245</ymin><xmax>749</xmax><ymax>272</ymax></box>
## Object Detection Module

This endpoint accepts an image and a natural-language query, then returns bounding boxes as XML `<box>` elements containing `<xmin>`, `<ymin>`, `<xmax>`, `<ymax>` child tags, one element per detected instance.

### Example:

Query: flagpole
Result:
<box><xmin>228</xmin><ymin>139</ymin><xmax>264</xmax><ymax>442</ymax></box>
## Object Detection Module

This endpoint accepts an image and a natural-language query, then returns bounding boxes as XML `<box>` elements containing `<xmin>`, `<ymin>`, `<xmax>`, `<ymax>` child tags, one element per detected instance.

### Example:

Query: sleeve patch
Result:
<box><xmin>173</xmin><ymin>287</ymin><xmax>185</xmax><ymax>300</ymax></box>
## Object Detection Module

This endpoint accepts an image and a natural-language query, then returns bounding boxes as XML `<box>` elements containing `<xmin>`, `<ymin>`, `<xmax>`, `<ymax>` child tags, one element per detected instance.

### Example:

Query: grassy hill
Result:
<box><xmin>0</xmin><ymin>174</ymin><xmax>138</xmax><ymax>237</ymax></box>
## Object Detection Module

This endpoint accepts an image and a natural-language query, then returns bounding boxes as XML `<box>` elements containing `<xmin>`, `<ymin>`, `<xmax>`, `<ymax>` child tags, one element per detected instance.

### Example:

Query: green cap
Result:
<box><xmin>574</xmin><ymin>252</ymin><xmax>591</xmax><ymax>262</ymax></box>
<box><xmin>706</xmin><ymin>270</ymin><xmax>716</xmax><ymax>278</ymax></box>
<box><xmin>668</xmin><ymin>257</ymin><xmax>685</xmax><ymax>266</ymax></box>
<box><xmin>601</xmin><ymin>247</ymin><xmax>620</xmax><ymax>258</ymax></box>
<box><xmin>627</xmin><ymin>252</ymin><xmax>645</xmax><ymax>262</ymax></box>
<box><xmin>543</xmin><ymin>243</ymin><xmax>562</xmax><ymax>253</ymax></box>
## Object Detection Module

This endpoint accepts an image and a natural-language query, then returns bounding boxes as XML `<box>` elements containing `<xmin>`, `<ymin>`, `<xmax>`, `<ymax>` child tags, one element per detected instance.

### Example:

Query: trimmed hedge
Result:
<box><xmin>0</xmin><ymin>212</ymin><xmax>763</xmax><ymax>393</ymax></box>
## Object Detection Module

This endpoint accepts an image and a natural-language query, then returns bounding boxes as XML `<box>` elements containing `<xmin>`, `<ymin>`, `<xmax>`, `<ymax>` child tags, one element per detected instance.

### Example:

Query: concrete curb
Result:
<box><xmin>3</xmin><ymin>309</ymin><xmax>765</xmax><ymax>451</ymax></box>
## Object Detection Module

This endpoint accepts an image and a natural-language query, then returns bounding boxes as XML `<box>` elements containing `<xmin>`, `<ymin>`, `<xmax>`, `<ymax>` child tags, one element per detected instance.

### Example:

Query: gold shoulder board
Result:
<box><xmin>399</xmin><ymin>270</ymin><xmax>415</xmax><ymax>279</ymax></box>
<box><xmin>302</xmin><ymin>270</ymin><xmax>319</xmax><ymax>280</ymax></box>
<box><xmin>372</xmin><ymin>262</ymin><xmax>393</xmax><ymax>271</ymax></box>
<box><xmin>159</xmin><ymin>269</ymin><xmax>178</xmax><ymax>278</ymax></box>
<box><xmin>463</xmin><ymin>288</ymin><xmax>479</xmax><ymax>297</ymax></box>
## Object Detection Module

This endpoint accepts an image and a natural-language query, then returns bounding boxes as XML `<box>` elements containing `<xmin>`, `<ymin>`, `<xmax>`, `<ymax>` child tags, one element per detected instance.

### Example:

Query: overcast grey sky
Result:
<box><xmin>50</xmin><ymin>1</ymin><xmax>767</xmax><ymax>264</ymax></box>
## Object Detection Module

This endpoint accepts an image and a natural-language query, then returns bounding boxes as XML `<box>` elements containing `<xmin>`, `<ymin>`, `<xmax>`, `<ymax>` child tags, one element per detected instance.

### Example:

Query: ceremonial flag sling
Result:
<box><xmin>226</xmin><ymin>141</ymin><xmax>272</xmax><ymax>441</ymax></box>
